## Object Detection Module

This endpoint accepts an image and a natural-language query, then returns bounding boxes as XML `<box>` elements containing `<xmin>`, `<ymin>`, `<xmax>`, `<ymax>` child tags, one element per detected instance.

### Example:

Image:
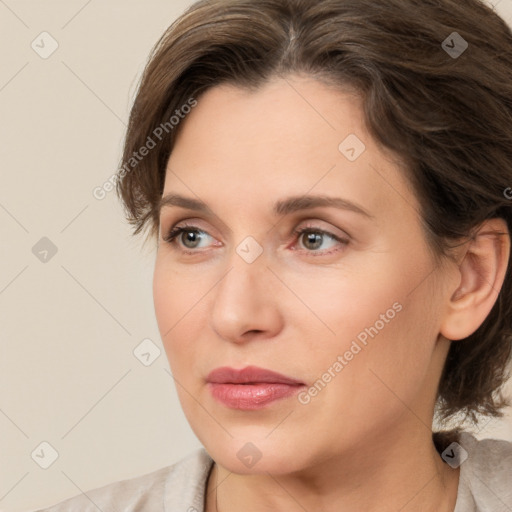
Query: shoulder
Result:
<box><xmin>31</xmin><ymin>448</ymin><xmax>214</xmax><ymax>512</ymax></box>
<box><xmin>455</xmin><ymin>431</ymin><xmax>512</xmax><ymax>512</ymax></box>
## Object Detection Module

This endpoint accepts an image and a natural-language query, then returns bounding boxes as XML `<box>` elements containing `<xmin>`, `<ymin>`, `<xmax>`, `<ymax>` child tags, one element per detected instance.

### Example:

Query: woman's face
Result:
<box><xmin>153</xmin><ymin>76</ymin><xmax>456</xmax><ymax>474</ymax></box>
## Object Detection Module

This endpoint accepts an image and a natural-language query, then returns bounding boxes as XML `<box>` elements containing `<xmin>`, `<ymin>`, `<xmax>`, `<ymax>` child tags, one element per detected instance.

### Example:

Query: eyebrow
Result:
<box><xmin>158</xmin><ymin>193</ymin><xmax>373</xmax><ymax>219</ymax></box>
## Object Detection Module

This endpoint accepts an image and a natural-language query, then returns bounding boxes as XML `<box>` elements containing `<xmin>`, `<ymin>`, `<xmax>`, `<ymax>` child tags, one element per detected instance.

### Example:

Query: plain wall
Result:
<box><xmin>1</xmin><ymin>1</ymin><xmax>512</xmax><ymax>511</ymax></box>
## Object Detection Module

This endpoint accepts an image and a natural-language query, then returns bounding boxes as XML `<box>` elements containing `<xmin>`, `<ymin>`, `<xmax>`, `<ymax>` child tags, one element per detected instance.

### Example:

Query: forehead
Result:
<box><xmin>163</xmin><ymin>76</ymin><xmax>419</xmax><ymax>224</ymax></box>
<box><xmin>169</xmin><ymin>77</ymin><xmax>366</xmax><ymax>169</ymax></box>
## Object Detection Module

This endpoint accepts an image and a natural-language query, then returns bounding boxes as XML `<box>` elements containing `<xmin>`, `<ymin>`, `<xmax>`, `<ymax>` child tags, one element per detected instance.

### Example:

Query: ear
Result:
<box><xmin>439</xmin><ymin>218</ymin><xmax>510</xmax><ymax>341</ymax></box>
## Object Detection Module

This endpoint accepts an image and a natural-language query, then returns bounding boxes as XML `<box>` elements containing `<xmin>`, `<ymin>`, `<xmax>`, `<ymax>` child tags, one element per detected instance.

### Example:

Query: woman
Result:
<box><xmin>35</xmin><ymin>0</ymin><xmax>512</xmax><ymax>510</ymax></box>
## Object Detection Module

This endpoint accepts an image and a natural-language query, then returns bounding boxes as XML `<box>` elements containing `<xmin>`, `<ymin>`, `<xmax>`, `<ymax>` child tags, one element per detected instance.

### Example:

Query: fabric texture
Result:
<box><xmin>32</xmin><ymin>431</ymin><xmax>512</xmax><ymax>511</ymax></box>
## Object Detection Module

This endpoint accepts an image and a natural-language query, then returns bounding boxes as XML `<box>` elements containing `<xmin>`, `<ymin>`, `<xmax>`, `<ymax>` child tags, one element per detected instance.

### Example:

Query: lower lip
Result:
<box><xmin>208</xmin><ymin>382</ymin><xmax>305</xmax><ymax>410</ymax></box>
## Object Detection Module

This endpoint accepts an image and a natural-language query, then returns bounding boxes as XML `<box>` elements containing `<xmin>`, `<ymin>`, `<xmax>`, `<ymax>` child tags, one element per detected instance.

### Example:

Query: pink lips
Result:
<box><xmin>206</xmin><ymin>365</ymin><xmax>305</xmax><ymax>410</ymax></box>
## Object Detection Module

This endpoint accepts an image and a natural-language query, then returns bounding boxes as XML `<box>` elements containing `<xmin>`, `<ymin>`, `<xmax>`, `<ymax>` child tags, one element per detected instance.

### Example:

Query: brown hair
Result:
<box><xmin>116</xmin><ymin>0</ymin><xmax>512</xmax><ymax>444</ymax></box>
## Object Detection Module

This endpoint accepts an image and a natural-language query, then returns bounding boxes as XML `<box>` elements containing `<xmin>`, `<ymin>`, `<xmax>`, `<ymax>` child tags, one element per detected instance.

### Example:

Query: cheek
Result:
<box><xmin>153</xmin><ymin>261</ymin><xmax>192</xmax><ymax>360</ymax></box>
<box><xmin>153</xmin><ymin>257</ymin><xmax>203</xmax><ymax>334</ymax></box>
<box><xmin>152</xmin><ymin>259</ymin><xmax>212</xmax><ymax>381</ymax></box>
<box><xmin>324</xmin><ymin>287</ymin><xmax>440</xmax><ymax>420</ymax></box>
<box><xmin>294</xmin><ymin>296</ymin><xmax>438</xmax><ymax>446</ymax></box>
<box><xmin>281</xmin><ymin>259</ymin><xmax>407</xmax><ymax>350</ymax></box>
<box><xmin>153</xmin><ymin>262</ymin><xmax>174</xmax><ymax>336</ymax></box>
<box><xmin>287</xmin><ymin>249</ymin><xmax>437</xmax><ymax>387</ymax></box>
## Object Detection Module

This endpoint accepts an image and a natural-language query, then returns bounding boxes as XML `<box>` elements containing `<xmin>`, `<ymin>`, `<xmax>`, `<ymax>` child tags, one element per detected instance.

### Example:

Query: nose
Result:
<box><xmin>209</xmin><ymin>249</ymin><xmax>284</xmax><ymax>344</ymax></box>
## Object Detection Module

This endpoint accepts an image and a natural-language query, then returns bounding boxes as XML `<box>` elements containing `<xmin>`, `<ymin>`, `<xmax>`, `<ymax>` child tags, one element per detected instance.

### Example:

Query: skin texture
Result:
<box><xmin>153</xmin><ymin>75</ymin><xmax>510</xmax><ymax>512</ymax></box>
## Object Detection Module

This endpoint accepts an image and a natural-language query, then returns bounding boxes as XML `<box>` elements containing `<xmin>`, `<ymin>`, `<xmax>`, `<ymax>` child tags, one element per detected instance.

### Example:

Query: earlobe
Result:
<box><xmin>440</xmin><ymin>218</ymin><xmax>510</xmax><ymax>341</ymax></box>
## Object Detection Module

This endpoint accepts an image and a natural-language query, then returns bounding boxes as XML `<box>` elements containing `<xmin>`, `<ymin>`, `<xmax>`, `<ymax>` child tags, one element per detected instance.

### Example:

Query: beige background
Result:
<box><xmin>1</xmin><ymin>1</ymin><xmax>512</xmax><ymax>510</ymax></box>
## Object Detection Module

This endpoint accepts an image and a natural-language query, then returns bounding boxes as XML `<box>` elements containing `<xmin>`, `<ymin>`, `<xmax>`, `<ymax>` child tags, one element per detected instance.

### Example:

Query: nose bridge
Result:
<box><xmin>217</xmin><ymin>227</ymin><xmax>269</xmax><ymax>290</ymax></box>
<box><xmin>209</xmin><ymin>238</ymin><xmax>282</xmax><ymax>341</ymax></box>
<box><xmin>216</xmin><ymin>240</ymin><xmax>269</xmax><ymax>310</ymax></box>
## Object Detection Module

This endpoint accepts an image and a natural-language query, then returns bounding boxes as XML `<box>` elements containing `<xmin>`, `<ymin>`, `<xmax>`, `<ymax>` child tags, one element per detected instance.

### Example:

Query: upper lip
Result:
<box><xmin>206</xmin><ymin>365</ymin><xmax>304</xmax><ymax>385</ymax></box>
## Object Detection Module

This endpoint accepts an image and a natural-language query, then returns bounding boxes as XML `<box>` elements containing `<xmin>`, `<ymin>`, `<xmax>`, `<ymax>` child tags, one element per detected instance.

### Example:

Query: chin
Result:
<box><xmin>203</xmin><ymin>435</ymin><xmax>311</xmax><ymax>476</ymax></box>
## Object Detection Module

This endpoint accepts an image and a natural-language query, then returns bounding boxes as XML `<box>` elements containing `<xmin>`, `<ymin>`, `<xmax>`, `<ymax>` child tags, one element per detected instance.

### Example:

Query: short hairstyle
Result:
<box><xmin>116</xmin><ymin>0</ymin><xmax>512</xmax><ymax>445</ymax></box>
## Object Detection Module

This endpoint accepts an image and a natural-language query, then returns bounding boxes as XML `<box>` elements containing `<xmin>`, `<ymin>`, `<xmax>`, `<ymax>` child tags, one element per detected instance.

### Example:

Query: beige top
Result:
<box><xmin>33</xmin><ymin>432</ymin><xmax>512</xmax><ymax>511</ymax></box>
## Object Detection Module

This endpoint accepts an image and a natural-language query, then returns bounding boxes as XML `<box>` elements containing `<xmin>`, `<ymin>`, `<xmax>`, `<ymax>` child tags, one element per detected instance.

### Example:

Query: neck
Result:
<box><xmin>205</xmin><ymin>426</ymin><xmax>460</xmax><ymax>512</ymax></box>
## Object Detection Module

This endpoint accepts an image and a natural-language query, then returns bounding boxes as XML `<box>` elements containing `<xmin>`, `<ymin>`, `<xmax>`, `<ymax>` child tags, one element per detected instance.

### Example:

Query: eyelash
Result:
<box><xmin>162</xmin><ymin>222</ymin><xmax>349</xmax><ymax>256</ymax></box>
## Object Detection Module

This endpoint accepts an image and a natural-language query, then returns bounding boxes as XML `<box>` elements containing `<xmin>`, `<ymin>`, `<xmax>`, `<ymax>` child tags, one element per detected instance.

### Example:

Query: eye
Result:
<box><xmin>292</xmin><ymin>225</ymin><xmax>349</xmax><ymax>255</ymax></box>
<box><xmin>163</xmin><ymin>223</ymin><xmax>216</xmax><ymax>252</ymax></box>
<box><xmin>162</xmin><ymin>222</ymin><xmax>349</xmax><ymax>256</ymax></box>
